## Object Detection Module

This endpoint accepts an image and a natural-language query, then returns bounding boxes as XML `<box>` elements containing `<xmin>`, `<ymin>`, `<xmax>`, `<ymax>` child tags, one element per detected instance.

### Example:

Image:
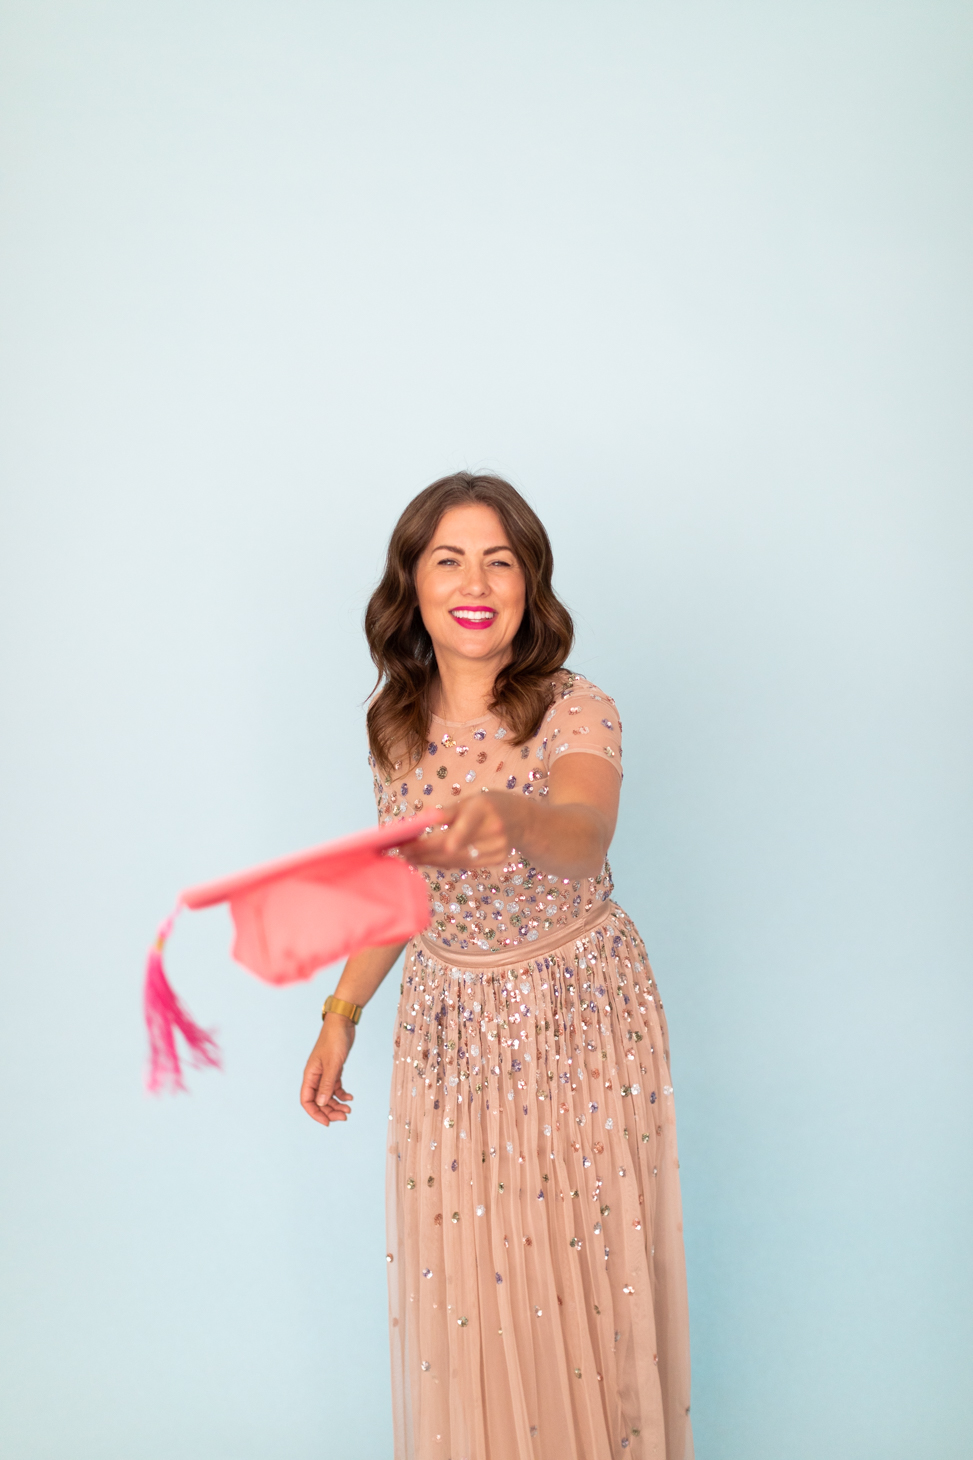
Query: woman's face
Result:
<box><xmin>414</xmin><ymin>503</ymin><xmax>527</xmax><ymax>668</ymax></box>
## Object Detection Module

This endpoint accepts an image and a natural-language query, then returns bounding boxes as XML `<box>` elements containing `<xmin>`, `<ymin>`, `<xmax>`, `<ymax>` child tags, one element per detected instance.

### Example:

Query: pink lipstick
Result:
<box><xmin>449</xmin><ymin>605</ymin><xmax>497</xmax><ymax>631</ymax></box>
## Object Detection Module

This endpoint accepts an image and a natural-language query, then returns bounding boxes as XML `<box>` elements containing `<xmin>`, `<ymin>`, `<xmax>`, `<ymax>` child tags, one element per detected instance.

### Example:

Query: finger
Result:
<box><xmin>315</xmin><ymin>1071</ymin><xmax>339</xmax><ymax>1109</ymax></box>
<box><xmin>301</xmin><ymin>1088</ymin><xmax>333</xmax><ymax>1125</ymax></box>
<box><xmin>401</xmin><ymin>810</ymin><xmax>455</xmax><ymax>840</ymax></box>
<box><xmin>302</xmin><ymin>1081</ymin><xmax>351</xmax><ymax>1126</ymax></box>
<box><xmin>302</xmin><ymin>1053</ymin><xmax>356</xmax><ymax>1126</ymax></box>
<box><xmin>447</xmin><ymin>799</ymin><xmax>504</xmax><ymax>846</ymax></box>
<box><xmin>321</xmin><ymin>1082</ymin><xmax>353</xmax><ymax>1115</ymax></box>
<box><xmin>300</xmin><ymin>1060</ymin><xmax>323</xmax><ymax>1108</ymax></box>
<box><xmin>303</xmin><ymin>1101</ymin><xmax>332</xmax><ymax>1126</ymax></box>
<box><xmin>428</xmin><ymin>807</ymin><xmax>480</xmax><ymax>859</ymax></box>
<box><xmin>440</xmin><ymin>823</ymin><xmax>504</xmax><ymax>865</ymax></box>
<box><xmin>399</xmin><ymin>817</ymin><xmax>453</xmax><ymax>855</ymax></box>
<box><xmin>404</xmin><ymin>830</ymin><xmax>450</xmax><ymax>863</ymax></box>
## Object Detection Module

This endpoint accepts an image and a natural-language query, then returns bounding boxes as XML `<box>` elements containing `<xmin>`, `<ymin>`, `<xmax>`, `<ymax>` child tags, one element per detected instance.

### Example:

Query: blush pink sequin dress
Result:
<box><xmin>374</xmin><ymin>675</ymin><xmax>693</xmax><ymax>1460</ymax></box>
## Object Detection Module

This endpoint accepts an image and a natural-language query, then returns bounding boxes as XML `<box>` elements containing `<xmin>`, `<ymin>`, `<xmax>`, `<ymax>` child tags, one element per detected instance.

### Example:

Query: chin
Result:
<box><xmin>456</xmin><ymin>637</ymin><xmax>502</xmax><ymax>656</ymax></box>
<box><xmin>443</xmin><ymin>629</ymin><xmax>498</xmax><ymax>655</ymax></box>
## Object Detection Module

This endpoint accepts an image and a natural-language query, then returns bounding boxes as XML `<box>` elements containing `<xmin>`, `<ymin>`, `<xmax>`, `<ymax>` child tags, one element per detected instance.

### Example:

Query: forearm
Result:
<box><xmin>507</xmin><ymin>796</ymin><xmax>612</xmax><ymax>880</ymax></box>
<box><xmin>330</xmin><ymin>941</ymin><xmax>406</xmax><ymax>1011</ymax></box>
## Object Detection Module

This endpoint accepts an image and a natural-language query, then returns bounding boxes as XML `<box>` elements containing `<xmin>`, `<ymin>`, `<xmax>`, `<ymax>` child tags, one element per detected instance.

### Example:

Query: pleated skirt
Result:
<box><xmin>386</xmin><ymin>903</ymin><xmax>693</xmax><ymax>1460</ymax></box>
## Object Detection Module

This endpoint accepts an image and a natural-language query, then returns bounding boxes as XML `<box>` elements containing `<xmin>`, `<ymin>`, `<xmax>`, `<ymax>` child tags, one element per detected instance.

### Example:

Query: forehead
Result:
<box><xmin>428</xmin><ymin>501</ymin><xmax>509</xmax><ymax>548</ymax></box>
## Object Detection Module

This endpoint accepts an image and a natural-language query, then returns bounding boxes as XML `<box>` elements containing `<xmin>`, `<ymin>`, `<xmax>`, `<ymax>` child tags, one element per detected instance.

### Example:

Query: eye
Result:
<box><xmin>436</xmin><ymin>557</ymin><xmax>460</xmax><ymax>567</ymax></box>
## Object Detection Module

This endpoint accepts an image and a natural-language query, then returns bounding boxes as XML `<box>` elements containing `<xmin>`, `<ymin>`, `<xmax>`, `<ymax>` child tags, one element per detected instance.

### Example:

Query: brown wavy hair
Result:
<box><xmin>365</xmin><ymin>472</ymin><xmax>574</xmax><ymax>775</ymax></box>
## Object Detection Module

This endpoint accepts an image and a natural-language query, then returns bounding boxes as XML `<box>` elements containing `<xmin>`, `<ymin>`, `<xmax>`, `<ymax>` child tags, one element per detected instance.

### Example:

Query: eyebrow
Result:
<box><xmin>430</xmin><ymin>544</ymin><xmax>514</xmax><ymax>554</ymax></box>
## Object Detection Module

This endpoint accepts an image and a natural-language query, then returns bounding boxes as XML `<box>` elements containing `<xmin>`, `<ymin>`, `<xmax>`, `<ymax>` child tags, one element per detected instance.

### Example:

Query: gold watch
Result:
<box><xmin>322</xmin><ymin>994</ymin><xmax>362</xmax><ymax>1024</ymax></box>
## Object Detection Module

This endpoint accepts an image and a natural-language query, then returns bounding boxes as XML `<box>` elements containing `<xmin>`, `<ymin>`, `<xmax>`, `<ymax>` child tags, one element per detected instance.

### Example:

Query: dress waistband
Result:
<box><xmin>416</xmin><ymin>900</ymin><xmax>618</xmax><ymax>970</ymax></box>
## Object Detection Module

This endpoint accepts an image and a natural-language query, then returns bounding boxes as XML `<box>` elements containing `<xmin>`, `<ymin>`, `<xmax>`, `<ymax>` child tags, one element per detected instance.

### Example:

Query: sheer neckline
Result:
<box><xmin>428</xmin><ymin>710</ymin><xmax>498</xmax><ymax>728</ymax></box>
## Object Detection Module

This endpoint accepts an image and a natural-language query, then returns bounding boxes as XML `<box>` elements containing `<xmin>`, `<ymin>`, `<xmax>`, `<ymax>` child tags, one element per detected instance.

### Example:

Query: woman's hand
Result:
<box><xmin>298</xmin><ymin>942</ymin><xmax>406</xmax><ymax>1128</ymax></box>
<box><xmin>402</xmin><ymin>791</ymin><xmax>525</xmax><ymax>870</ymax></box>
<box><xmin>300</xmin><ymin>1016</ymin><xmax>356</xmax><ymax>1127</ymax></box>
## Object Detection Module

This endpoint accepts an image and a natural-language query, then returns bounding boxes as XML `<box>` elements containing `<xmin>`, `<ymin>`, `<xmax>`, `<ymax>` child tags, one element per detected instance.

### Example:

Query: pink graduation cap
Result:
<box><xmin>144</xmin><ymin>814</ymin><xmax>437</xmax><ymax>1094</ymax></box>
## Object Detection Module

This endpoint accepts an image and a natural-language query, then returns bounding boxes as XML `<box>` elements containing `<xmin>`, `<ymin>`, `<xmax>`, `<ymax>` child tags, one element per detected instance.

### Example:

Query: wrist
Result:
<box><xmin>505</xmin><ymin>793</ymin><xmax>538</xmax><ymax>857</ymax></box>
<box><xmin>322</xmin><ymin>994</ymin><xmax>362</xmax><ymax>1024</ymax></box>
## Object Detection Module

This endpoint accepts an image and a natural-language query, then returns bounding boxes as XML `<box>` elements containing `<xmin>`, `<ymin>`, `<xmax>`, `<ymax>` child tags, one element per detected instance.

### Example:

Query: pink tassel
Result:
<box><xmin>143</xmin><ymin>906</ymin><xmax>221</xmax><ymax>1094</ymax></box>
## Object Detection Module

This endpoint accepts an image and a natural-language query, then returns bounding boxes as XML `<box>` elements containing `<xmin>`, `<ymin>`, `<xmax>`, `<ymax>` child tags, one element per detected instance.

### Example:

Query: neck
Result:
<box><xmin>431</xmin><ymin>649</ymin><xmax>509</xmax><ymax>724</ymax></box>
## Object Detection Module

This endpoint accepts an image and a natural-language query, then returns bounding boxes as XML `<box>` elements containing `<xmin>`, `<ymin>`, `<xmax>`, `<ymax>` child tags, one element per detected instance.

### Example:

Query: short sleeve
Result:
<box><xmin>539</xmin><ymin>674</ymin><xmax>623</xmax><ymax>779</ymax></box>
<box><xmin>368</xmin><ymin>751</ymin><xmax>386</xmax><ymax>824</ymax></box>
<box><xmin>368</xmin><ymin>745</ymin><xmax>430</xmax><ymax>825</ymax></box>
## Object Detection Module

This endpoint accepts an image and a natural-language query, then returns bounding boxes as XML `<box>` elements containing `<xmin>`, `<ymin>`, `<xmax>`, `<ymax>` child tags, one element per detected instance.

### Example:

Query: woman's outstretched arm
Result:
<box><xmin>300</xmin><ymin>940</ymin><xmax>405</xmax><ymax>1127</ymax></box>
<box><xmin>402</xmin><ymin>753</ymin><xmax>620</xmax><ymax>881</ymax></box>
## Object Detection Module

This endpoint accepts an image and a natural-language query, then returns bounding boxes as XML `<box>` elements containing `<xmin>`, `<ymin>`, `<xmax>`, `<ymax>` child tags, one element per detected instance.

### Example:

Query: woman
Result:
<box><xmin>301</xmin><ymin>473</ymin><xmax>693</xmax><ymax>1460</ymax></box>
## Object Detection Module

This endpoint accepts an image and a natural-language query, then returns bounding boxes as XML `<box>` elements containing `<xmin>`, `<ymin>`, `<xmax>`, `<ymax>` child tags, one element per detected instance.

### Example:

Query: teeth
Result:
<box><xmin>452</xmin><ymin>610</ymin><xmax>494</xmax><ymax>621</ymax></box>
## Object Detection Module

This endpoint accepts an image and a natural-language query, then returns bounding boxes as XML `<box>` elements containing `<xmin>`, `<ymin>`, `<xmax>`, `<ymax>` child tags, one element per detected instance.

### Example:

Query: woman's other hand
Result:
<box><xmin>300</xmin><ymin>1015</ymin><xmax>356</xmax><ymax>1127</ymax></box>
<box><xmin>298</xmin><ymin>942</ymin><xmax>406</xmax><ymax>1128</ymax></box>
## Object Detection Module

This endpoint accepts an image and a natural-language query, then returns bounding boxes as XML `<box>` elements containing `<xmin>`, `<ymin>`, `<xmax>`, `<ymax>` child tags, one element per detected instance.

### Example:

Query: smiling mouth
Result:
<box><xmin>450</xmin><ymin>606</ymin><xmax>497</xmax><ymax>629</ymax></box>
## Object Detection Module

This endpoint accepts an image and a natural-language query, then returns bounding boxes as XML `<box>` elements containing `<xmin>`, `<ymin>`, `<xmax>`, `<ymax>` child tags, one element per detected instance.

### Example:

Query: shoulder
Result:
<box><xmin>544</xmin><ymin>670</ymin><xmax>619</xmax><ymax>717</ymax></box>
<box><xmin>539</xmin><ymin>671</ymin><xmax>623</xmax><ymax>774</ymax></box>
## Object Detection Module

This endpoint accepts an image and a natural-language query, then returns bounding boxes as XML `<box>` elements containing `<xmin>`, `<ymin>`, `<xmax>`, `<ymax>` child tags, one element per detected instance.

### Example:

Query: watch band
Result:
<box><xmin>322</xmin><ymin>994</ymin><xmax>362</xmax><ymax>1024</ymax></box>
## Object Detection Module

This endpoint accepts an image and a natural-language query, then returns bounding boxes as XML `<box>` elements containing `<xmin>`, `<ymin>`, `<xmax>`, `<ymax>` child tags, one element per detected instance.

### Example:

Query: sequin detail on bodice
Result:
<box><xmin>369</xmin><ymin>674</ymin><xmax>623</xmax><ymax>957</ymax></box>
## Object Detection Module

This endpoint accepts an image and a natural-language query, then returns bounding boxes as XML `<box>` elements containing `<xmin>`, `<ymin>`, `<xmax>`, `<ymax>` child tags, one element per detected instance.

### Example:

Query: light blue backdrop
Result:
<box><xmin>1</xmin><ymin>4</ymin><xmax>970</xmax><ymax>1457</ymax></box>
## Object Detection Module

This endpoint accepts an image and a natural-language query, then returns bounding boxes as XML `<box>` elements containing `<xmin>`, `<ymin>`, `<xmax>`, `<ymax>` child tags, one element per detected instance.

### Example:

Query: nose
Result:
<box><xmin>460</xmin><ymin>560</ymin><xmax>489</xmax><ymax>596</ymax></box>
